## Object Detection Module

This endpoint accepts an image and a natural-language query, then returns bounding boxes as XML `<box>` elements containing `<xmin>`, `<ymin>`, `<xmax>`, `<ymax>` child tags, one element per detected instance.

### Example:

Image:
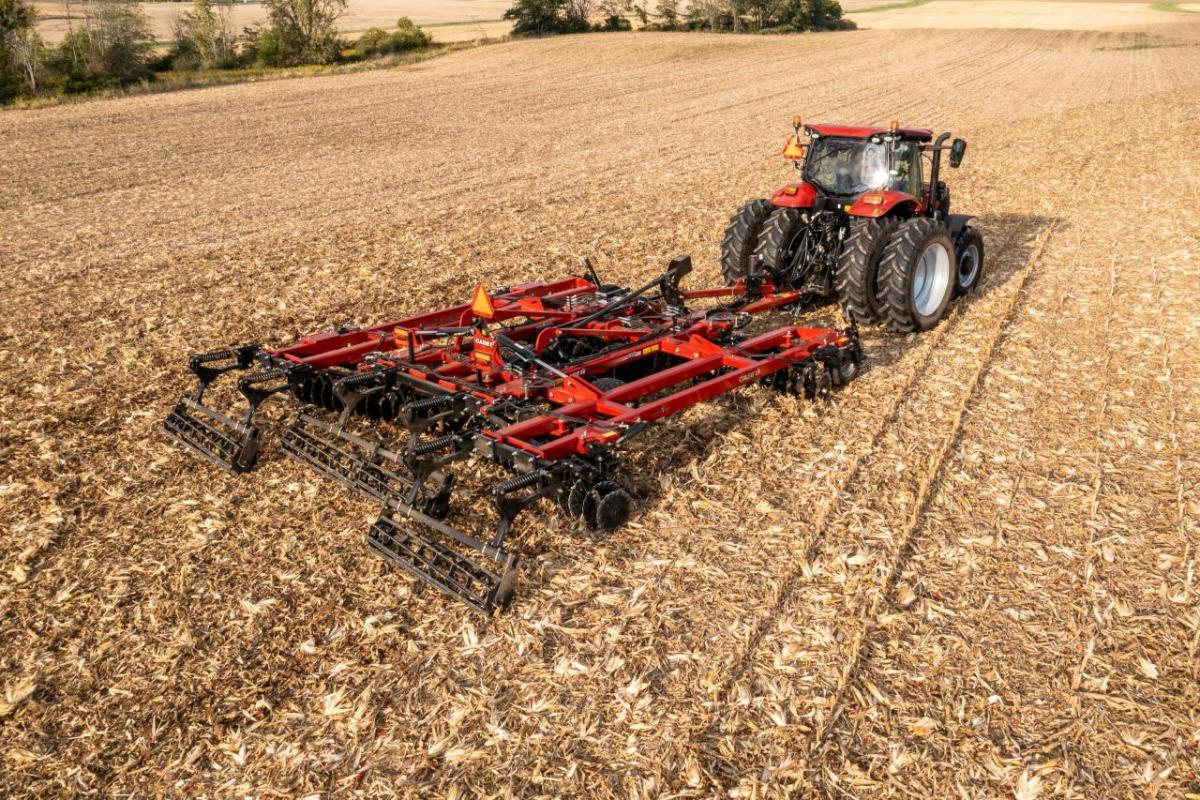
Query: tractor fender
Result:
<box><xmin>845</xmin><ymin>190</ymin><xmax>920</xmax><ymax>219</ymax></box>
<box><xmin>770</xmin><ymin>182</ymin><xmax>818</xmax><ymax>208</ymax></box>
<box><xmin>947</xmin><ymin>214</ymin><xmax>974</xmax><ymax>239</ymax></box>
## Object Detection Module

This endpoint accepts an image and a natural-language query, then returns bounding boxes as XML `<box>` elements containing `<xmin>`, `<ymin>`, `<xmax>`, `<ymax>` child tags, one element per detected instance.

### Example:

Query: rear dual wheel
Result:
<box><xmin>875</xmin><ymin>218</ymin><xmax>956</xmax><ymax>333</ymax></box>
<box><xmin>834</xmin><ymin>218</ymin><xmax>899</xmax><ymax>326</ymax></box>
<box><xmin>723</xmin><ymin>200</ymin><xmax>979</xmax><ymax>334</ymax></box>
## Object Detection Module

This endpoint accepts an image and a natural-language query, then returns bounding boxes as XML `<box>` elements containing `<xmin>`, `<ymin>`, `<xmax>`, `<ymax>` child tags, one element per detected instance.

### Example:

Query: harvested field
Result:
<box><xmin>32</xmin><ymin>0</ymin><xmax>511</xmax><ymax>44</ymax></box>
<box><xmin>3</xmin><ymin>18</ymin><xmax>1200</xmax><ymax>800</ymax></box>
<box><xmin>850</xmin><ymin>0</ymin><xmax>1186</xmax><ymax>29</ymax></box>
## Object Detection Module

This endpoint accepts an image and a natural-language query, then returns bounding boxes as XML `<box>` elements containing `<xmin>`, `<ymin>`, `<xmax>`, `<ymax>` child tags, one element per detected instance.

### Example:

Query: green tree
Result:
<box><xmin>172</xmin><ymin>0</ymin><xmax>236</xmax><ymax>69</ymax></box>
<box><xmin>771</xmin><ymin>0</ymin><xmax>852</xmax><ymax>30</ymax></box>
<box><xmin>73</xmin><ymin>0</ymin><xmax>152</xmax><ymax>83</ymax></box>
<box><xmin>653</xmin><ymin>0</ymin><xmax>679</xmax><ymax>29</ymax></box>
<box><xmin>1</xmin><ymin>0</ymin><xmax>37</xmax><ymax>100</ymax></box>
<box><xmin>355</xmin><ymin>18</ymin><xmax>429</xmax><ymax>57</ymax></box>
<box><xmin>0</xmin><ymin>0</ymin><xmax>34</xmax><ymax>40</ymax></box>
<box><xmin>503</xmin><ymin>0</ymin><xmax>590</xmax><ymax>35</ymax></box>
<box><xmin>257</xmin><ymin>0</ymin><xmax>346</xmax><ymax>66</ymax></box>
<box><xmin>742</xmin><ymin>0</ymin><xmax>771</xmax><ymax>29</ymax></box>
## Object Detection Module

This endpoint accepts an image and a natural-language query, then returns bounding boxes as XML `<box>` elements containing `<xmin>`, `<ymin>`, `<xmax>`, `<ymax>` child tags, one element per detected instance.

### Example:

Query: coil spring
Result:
<box><xmin>494</xmin><ymin>470</ymin><xmax>544</xmax><ymax>494</ymax></box>
<box><xmin>193</xmin><ymin>347</ymin><xmax>239</xmax><ymax>364</ymax></box>
<box><xmin>239</xmin><ymin>368</ymin><xmax>288</xmax><ymax>387</ymax></box>
<box><xmin>406</xmin><ymin>394</ymin><xmax>457</xmax><ymax>413</ymax></box>
<box><xmin>410</xmin><ymin>434</ymin><xmax>459</xmax><ymax>456</ymax></box>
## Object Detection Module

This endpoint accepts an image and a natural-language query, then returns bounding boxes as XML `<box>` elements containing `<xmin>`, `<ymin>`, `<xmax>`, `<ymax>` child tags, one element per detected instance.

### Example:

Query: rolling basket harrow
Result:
<box><xmin>165</xmin><ymin>255</ymin><xmax>863</xmax><ymax>614</ymax></box>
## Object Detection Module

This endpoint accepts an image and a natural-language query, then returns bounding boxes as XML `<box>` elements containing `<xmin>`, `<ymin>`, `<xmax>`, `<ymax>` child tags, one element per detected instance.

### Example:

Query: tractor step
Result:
<box><xmin>281</xmin><ymin>412</ymin><xmax>453</xmax><ymax>515</ymax></box>
<box><xmin>164</xmin><ymin>396</ymin><xmax>262</xmax><ymax>474</ymax></box>
<box><xmin>367</xmin><ymin>503</ymin><xmax>518</xmax><ymax>615</ymax></box>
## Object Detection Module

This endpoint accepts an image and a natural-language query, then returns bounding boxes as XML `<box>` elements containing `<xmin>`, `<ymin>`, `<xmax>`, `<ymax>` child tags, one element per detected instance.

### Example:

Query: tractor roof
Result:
<box><xmin>805</xmin><ymin>123</ymin><xmax>933</xmax><ymax>142</ymax></box>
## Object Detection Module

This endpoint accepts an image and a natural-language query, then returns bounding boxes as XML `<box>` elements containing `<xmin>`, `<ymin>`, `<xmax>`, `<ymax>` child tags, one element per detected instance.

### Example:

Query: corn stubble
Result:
<box><xmin>1</xmin><ymin>21</ymin><xmax>1199</xmax><ymax>800</ymax></box>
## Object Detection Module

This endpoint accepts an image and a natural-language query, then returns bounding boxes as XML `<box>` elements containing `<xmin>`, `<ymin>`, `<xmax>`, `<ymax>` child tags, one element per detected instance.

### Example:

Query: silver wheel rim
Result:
<box><xmin>912</xmin><ymin>241</ymin><xmax>951</xmax><ymax>317</ymax></box>
<box><xmin>958</xmin><ymin>244</ymin><xmax>980</xmax><ymax>287</ymax></box>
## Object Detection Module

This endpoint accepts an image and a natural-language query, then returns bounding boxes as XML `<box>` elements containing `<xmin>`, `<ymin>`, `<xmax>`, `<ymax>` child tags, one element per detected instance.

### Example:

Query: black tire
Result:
<box><xmin>876</xmin><ymin>218</ymin><xmax>956</xmax><ymax>333</ymax></box>
<box><xmin>953</xmin><ymin>227</ymin><xmax>984</xmax><ymax>297</ymax></box>
<box><xmin>720</xmin><ymin>199</ymin><xmax>772</xmax><ymax>285</ymax></box>
<box><xmin>592</xmin><ymin>376</ymin><xmax>624</xmax><ymax>393</ymax></box>
<box><xmin>754</xmin><ymin>206</ymin><xmax>808</xmax><ymax>281</ymax></box>
<box><xmin>834</xmin><ymin>217</ymin><xmax>899</xmax><ymax>325</ymax></box>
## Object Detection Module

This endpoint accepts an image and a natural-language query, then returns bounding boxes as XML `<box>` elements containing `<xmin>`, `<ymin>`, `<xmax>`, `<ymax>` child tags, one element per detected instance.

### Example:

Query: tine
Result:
<box><xmin>366</xmin><ymin>503</ymin><xmax>518</xmax><ymax>615</ymax></box>
<box><xmin>164</xmin><ymin>396</ymin><xmax>262</xmax><ymax>473</ymax></box>
<box><xmin>280</xmin><ymin>412</ymin><xmax>451</xmax><ymax>515</ymax></box>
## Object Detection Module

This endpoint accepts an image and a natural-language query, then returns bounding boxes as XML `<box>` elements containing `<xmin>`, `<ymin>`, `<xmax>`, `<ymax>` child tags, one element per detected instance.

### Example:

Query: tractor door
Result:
<box><xmin>890</xmin><ymin>141</ymin><xmax>923</xmax><ymax>200</ymax></box>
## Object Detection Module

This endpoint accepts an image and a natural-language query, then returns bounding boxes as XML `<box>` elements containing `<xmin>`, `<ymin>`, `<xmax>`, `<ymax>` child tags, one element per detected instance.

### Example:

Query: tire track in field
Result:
<box><xmin>658</xmin><ymin>217</ymin><xmax>1033</xmax><ymax>791</ymax></box>
<box><xmin>799</xmin><ymin>106</ymin><xmax>1123</xmax><ymax>783</ymax></box>
<box><xmin>802</xmin><ymin>87</ymin><xmax>1200</xmax><ymax>794</ymax></box>
<box><xmin>804</xmin><ymin>220</ymin><xmax>1058</xmax><ymax>787</ymax></box>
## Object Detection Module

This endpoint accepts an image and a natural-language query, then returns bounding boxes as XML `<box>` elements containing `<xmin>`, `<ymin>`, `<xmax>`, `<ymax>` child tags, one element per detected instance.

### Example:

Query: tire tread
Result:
<box><xmin>876</xmin><ymin>217</ymin><xmax>954</xmax><ymax>333</ymax></box>
<box><xmin>834</xmin><ymin>217</ymin><xmax>899</xmax><ymax>325</ymax></box>
<box><xmin>720</xmin><ymin>199</ymin><xmax>773</xmax><ymax>285</ymax></box>
<box><xmin>753</xmin><ymin>207</ymin><xmax>806</xmax><ymax>279</ymax></box>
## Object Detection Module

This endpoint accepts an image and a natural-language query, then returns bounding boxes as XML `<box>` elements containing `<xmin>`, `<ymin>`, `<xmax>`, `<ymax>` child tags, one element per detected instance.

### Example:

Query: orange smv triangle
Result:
<box><xmin>471</xmin><ymin>284</ymin><xmax>496</xmax><ymax>319</ymax></box>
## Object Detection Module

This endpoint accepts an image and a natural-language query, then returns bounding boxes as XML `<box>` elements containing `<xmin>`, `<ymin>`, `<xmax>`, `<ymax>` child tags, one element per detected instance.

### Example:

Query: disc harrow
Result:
<box><xmin>164</xmin><ymin>255</ymin><xmax>863</xmax><ymax>614</ymax></box>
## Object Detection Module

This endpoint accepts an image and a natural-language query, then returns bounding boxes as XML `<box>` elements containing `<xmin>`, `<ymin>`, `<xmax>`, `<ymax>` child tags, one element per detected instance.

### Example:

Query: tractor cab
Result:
<box><xmin>723</xmin><ymin>116</ymin><xmax>982</xmax><ymax>335</ymax></box>
<box><xmin>784</xmin><ymin>122</ymin><xmax>933</xmax><ymax>206</ymax></box>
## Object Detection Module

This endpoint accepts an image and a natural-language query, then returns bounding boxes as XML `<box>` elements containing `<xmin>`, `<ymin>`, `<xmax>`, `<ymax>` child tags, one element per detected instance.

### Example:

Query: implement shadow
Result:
<box><xmin>533</xmin><ymin>212</ymin><xmax>1058</xmax><ymax>605</ymax></box>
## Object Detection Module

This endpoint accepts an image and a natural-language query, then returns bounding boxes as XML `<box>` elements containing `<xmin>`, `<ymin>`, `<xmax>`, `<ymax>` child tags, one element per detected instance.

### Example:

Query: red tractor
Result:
<box><xmin>722</xmin><ymin>117</ymin><xmax>984</xmax><ymax>332</ymax></box>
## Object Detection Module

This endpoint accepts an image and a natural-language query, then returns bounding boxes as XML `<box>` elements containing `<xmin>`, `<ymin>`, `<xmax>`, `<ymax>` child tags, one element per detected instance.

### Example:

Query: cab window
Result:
<box><xmin>889</xmin><ymin>142</ymin><xmax>922</xmax><ymax>197</ymax></box>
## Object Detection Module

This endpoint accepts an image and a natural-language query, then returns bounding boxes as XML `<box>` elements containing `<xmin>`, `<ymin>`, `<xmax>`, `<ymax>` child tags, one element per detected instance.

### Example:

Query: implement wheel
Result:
<box><xmin>721</xmin><ymin>199</ymin><xmax>772</xmax><ymax>284</ymax></box>
<box><xmin>834</xmin><ymin>217</ymin><xmax>899</xmax><ymax>325</ymax></box>
<box><xmin>876</xmin><ymin>218</ymin><xmax>955</xmax><ymax>333</ymax></box>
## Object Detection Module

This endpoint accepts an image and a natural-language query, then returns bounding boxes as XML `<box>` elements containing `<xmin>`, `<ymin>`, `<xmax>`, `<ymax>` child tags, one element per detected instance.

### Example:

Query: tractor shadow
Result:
<box><xmin>795</xmin><ymin>212</ymin><xmax>1057</xmax><ymax>377</ymax></box>
<box><xmin>558</xmin><ymin>212</ymin><xmax>1058</xmax><ymax>557</ymax></box>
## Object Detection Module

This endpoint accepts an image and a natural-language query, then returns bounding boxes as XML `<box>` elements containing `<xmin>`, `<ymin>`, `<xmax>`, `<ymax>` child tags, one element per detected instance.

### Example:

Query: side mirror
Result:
<box><xmin>949</xmin><ymin>138</ymin><xmax>967</xmax><ymax>168</ymax></box>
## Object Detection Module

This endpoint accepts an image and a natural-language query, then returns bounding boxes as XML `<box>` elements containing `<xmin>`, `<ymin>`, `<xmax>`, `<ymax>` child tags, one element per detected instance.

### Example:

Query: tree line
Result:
<box><xmin>503</xmin><ymin>0</ymin><xmax>853</xmax><ymax>35</ymax></box>
<box><xmin>2</xmin><ymin>0</ymin><xmax>853</xmax><ymax>105</ymax></box>
<box><xmin>1</xmin><ymin>0</ymin><xmax>432</xmax><ymax>104</ymax></box>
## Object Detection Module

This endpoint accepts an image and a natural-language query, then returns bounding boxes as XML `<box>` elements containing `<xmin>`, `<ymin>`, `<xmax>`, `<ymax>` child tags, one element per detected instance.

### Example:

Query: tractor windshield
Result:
<box><xmin>803</xmin><ymin>137</ymin><xmax>890</xmax><ymax>196</ymax></box>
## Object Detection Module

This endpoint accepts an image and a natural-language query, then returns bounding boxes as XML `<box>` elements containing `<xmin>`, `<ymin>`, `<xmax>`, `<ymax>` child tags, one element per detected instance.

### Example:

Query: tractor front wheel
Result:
<box><xmin>834</xmin><ymin>217</ymin><xmax>899</xmax><ymax>326</ymax></box>
<box><xmin>876</xmin><ymin>218</ymin><xmax>955</xmax><ymax>333</ymax></box>
<box><xmin>721</xmin><ymin>199</ymin><xmax>772</xmax><ymax>285</ymax></box>
<box><xmin>953</xmin><ymin>227</ymin><xmax>985</xmax><ymax>297</ymax></box>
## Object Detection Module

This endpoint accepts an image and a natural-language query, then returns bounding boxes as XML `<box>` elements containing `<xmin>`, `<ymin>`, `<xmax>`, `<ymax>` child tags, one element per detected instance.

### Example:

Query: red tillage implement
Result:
<box><xmin>165</xmin><ymin>256</ymin><xmax>863</xmax><ymax>613</ymax></box>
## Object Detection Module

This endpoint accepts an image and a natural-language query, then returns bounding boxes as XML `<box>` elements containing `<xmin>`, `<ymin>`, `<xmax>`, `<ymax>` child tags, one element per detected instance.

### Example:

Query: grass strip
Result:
<box><xmin>4</xmin><ymin>40</ymin><xmax>494</xmax><ymax>111</ymax></box>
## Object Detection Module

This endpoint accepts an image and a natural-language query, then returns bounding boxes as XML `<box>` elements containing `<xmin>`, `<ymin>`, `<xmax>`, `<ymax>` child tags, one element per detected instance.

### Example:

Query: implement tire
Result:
<box><xmin>834</xmin><ymin>217</ymin><xmax>899</xmax><ymax>325</ymax></box>
<box><xmin>876</xmin><ymin>218</ymin><xmax>955</xmax><ymax>333</ymax></box>
<box><xmin>721</xmin><ymin>199</ymin><xmax>772</xmax><ymax>285</ymax></box>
